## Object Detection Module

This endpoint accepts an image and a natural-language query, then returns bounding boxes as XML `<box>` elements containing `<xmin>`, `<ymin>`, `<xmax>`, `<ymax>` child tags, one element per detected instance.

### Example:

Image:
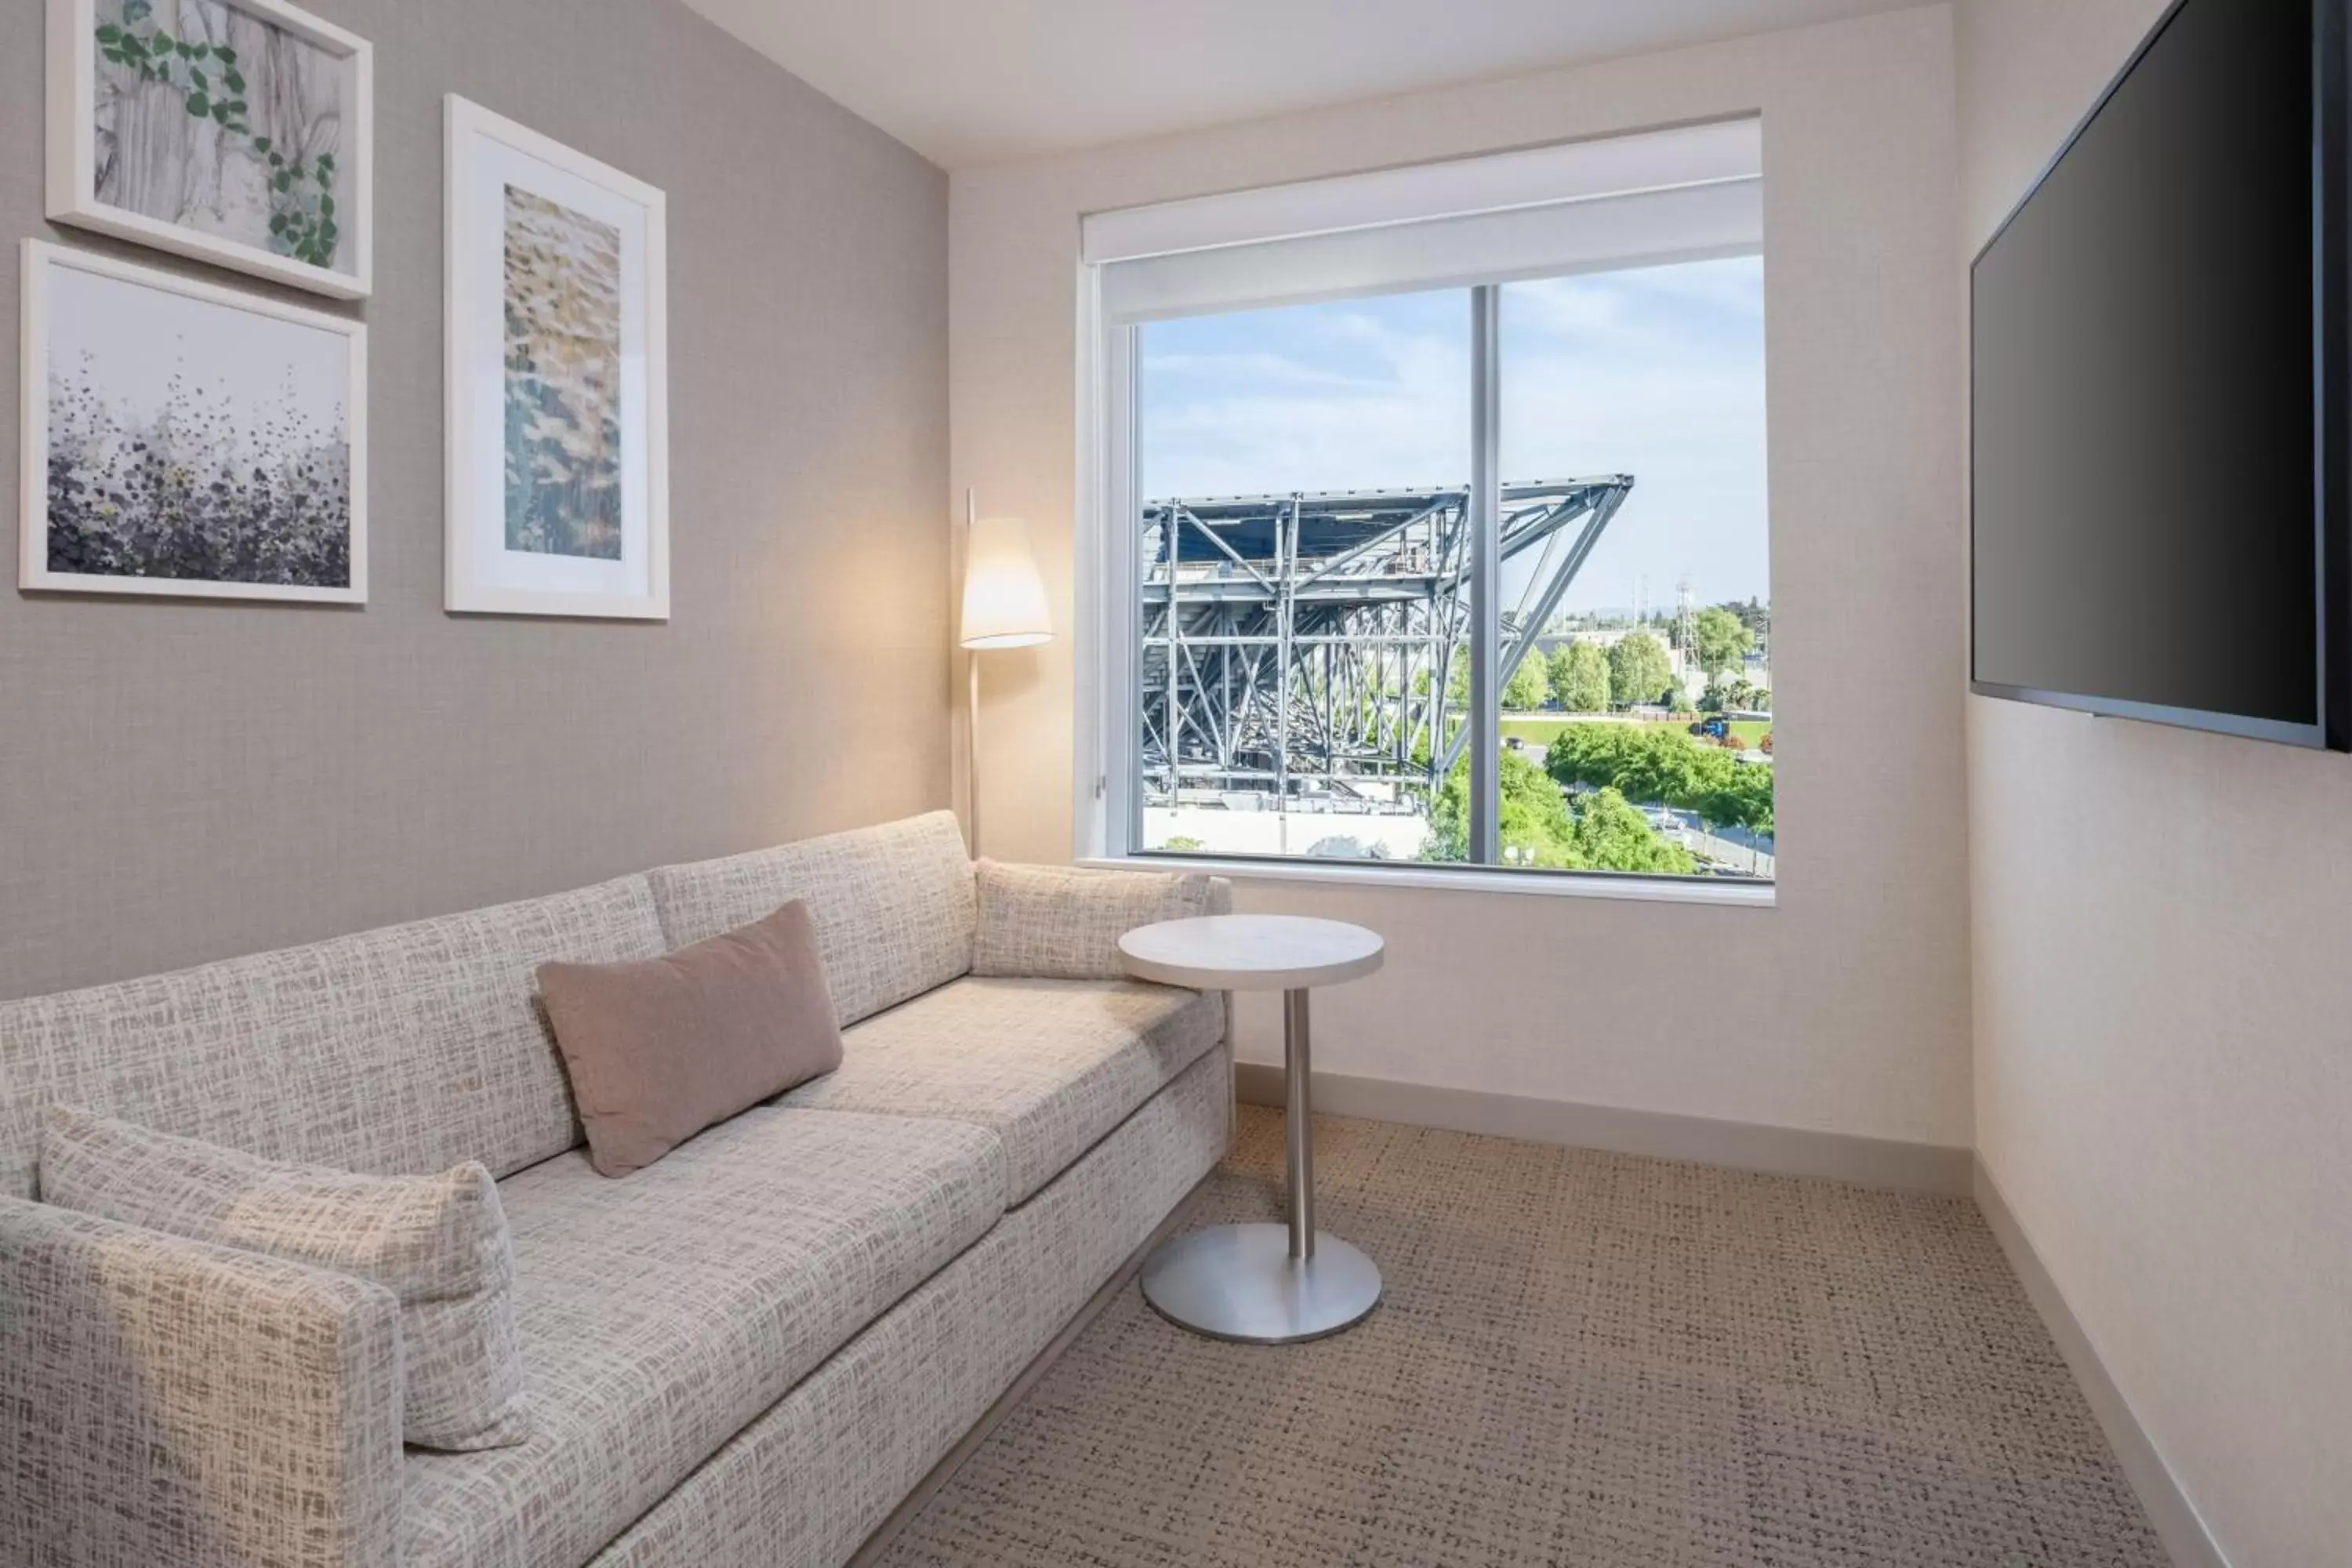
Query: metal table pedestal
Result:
<box><xmin>1140</xmin><ymin>987</ymin><xmax>1383</xmax><ymax>1343</ymax></box>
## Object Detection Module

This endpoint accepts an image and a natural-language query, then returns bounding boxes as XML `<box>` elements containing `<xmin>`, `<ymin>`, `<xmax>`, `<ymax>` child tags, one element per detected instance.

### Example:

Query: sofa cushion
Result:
<box><xmin>783</xmin><ymin>978</ymin><xmax>1225</xmax><ymax>1205</ymax></box>
<box><xmin>38</xmin><ymin>1105</ymin><xmax>531</xmax><ymax>1452</ymax></box>
<box><xmin>537</xmin><ymin>900</ymin><xmax>844</xmax><ymax>1177</ymax></box>
<box><xmin>400</xmin><ymin>1105</ymin><xmax>1005</xmax><ymax>1568</ymax></box>
<box><xmin>645</xmin><ymin>812</ymin><xmax>975</xmax><ymax>1029</ymax></box>
<box><xmin>579</xmin><ymin>1044</ymin><xmax>1236</xmax><ymax>1568</ymax></box>
<box><xmin>0</xmin><ymin>877</ymin><xmax>670</xmax><ymax>1201</ymax></box>
<box><xmin>971</xmin><ymin>860</ymin><xmax>1218</xmax><ymax>980</ymax></box>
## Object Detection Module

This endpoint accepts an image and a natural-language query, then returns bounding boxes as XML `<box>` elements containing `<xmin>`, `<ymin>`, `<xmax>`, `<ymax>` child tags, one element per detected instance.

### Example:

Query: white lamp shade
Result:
<box><xmin>960</xmin><ymin>516</ymin><xmax>1053</xmax><ymax>649</ymax></box>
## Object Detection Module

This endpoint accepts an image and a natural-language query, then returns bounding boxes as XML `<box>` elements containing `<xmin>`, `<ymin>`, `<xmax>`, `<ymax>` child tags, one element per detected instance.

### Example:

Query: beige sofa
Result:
<box><xmin>0</xmin><ymin>811</ymin><xmax>1232</xmax><ymax>1568</ymax></box>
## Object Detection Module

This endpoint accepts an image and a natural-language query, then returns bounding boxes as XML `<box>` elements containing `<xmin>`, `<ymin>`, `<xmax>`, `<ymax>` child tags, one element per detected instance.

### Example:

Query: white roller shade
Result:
<box><xmin>1087</xmin><ymin>118</ymin><xmax>1762</xmax><ymax>325</ymax></box>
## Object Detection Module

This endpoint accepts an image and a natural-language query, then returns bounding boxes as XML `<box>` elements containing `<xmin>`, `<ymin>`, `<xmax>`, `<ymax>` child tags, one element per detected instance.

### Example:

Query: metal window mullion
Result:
<box><xmin>1116</xmin><ymin>323</ymin><xmax>1145</xmax><ymax>855</ymax></box>
<box><xmin>1276</xmin><ymin>497</ymin><xmax>1297</xmax><ymax>813</ymax></box>
<box><xmin>1468</xmin><ymin>285</ymin><xmax>1501</xmax><ymax>866</ymax></box>
<box><xmin>1163</xmin><ymin>480</ymin><xmax>1181</xmax><ymax>808</ymax></box>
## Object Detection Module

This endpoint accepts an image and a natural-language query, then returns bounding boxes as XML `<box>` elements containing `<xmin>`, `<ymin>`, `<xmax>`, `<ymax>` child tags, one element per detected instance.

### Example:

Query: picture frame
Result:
<box><xmin>20</xmin><ymin>238</ymin><xmax>368</xmax><ymax>603</ymax></box>
<box><xmin>444</xmin><ymin>95</ymin><xmax>669</xmax><ymax>620</ymax></box>
<box><xmin>46</xmin><ymin>0</ymin><xmax>374</xmax><ymax>300</ymax></box>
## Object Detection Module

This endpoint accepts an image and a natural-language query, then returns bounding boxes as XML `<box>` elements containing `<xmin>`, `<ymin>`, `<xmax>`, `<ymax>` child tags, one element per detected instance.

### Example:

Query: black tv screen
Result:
<box><xmin>1971</xmin><ymin>0</ymin><xmax>2349</xmax><ymax>749</ymax></box>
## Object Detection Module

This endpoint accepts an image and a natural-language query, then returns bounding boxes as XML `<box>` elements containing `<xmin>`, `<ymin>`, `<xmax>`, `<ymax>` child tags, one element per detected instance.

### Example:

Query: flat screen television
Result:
<box><xmin>1971</xmin><ymin>0</ymin><xmax>2350</xmax><ymax>750</ymax></box>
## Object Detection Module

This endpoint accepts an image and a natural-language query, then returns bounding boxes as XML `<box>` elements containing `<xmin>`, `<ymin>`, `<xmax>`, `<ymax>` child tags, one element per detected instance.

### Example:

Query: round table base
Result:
<box><xmin>1140</xmin><ymin>1223</ymin><xmax>1383</xmax><ymax>1344</ymax></box>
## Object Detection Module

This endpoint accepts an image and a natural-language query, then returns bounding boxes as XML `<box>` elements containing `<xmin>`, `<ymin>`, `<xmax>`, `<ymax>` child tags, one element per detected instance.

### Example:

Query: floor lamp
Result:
<box><xmin>959</xmin><ymin>493</ymin><xmax>1053</xmax><ymax>857</ymax></box>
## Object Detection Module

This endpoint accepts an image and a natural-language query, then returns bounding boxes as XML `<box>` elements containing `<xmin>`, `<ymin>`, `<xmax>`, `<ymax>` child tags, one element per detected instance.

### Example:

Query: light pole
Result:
<box><xmin>958</xmin><ymin>492</ymin><xmax>1053</xmax><ymax>856</ymax></box>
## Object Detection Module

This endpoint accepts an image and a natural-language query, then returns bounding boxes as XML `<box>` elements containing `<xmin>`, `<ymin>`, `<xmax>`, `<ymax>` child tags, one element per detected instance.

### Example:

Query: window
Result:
<box><xmin>1084</xmin><ymin>124</ymin><xmax>1773</xmax><ymax>884</ymax></box>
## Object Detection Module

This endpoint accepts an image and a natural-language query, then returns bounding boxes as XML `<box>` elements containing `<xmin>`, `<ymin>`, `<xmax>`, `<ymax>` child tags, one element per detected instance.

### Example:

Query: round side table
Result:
<box><xmin>1119</xmin><ymin>913</ymin><xmax>1385</xmax><ymax>1344</ymax></box>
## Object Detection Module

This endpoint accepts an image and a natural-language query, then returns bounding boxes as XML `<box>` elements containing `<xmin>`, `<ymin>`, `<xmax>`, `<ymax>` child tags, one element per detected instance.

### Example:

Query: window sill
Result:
<box><xmin>1079</xmin><ymin>855</ymin><xmax>1777</xmax><ymax>909</ymax></box>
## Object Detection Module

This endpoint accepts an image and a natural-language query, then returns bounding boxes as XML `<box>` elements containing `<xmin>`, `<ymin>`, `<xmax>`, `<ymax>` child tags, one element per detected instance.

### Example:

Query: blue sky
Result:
<box><xmin>1138</xmin><ymin>256</ymin><xmax>1769</xmax><ymax>612</ymax></box>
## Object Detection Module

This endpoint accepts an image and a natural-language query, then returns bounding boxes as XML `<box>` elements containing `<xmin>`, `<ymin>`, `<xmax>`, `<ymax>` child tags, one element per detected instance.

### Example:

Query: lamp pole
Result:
<box><xmin>958</xmin><ymin>493</ymin><xmax>1054</xmax><ymax>861</ymax></box>
<box><xmin>965</xmin><ymin>489</ymin><xmax>981</xmax><ymax>856</ymax></box>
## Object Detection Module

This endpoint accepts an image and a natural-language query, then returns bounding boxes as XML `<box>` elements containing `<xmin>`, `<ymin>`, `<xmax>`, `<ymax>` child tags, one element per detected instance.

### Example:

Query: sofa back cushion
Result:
<box><xmin>0</xmin><ymin>876</ymin><xmax>669</xmax><ymax>1201</ymax></box>
<box><xmin>647</xmin><ymin>811</ymin><xmax>975</xmax><ymax>1029</ymax></box>
<box><xmin>971</xmin><ymin>860</ymin><xmax>1221</xmax><ymax>981</ymax></box>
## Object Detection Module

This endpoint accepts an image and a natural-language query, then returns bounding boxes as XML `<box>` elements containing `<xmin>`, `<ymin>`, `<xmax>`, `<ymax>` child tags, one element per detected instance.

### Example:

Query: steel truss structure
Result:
<box><xmin>1141</xmin><ymin>477</ymin><xmax>1635</xmax><ymax>805</ymax></box>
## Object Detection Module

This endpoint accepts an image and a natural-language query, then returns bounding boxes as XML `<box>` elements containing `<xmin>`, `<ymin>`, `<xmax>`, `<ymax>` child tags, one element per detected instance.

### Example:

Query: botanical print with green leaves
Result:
<box><xmin>93</xmin><ymin>0</ymin><xmax>347</xmax><ymax>270</ymax></box>
<box><xmin>503</xmin><ymin>187</ymin><xmax>626</xmax><ymax>560</ymax></box>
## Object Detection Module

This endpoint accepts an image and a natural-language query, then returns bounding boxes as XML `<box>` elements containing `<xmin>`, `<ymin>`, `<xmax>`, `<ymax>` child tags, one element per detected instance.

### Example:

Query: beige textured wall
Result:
<box><xmin>952</xmin><ymin>6</ymin><xmax>1974</xmax><ymax>1147</ymax></box>
<box><xmin>1958</xmin><ymin>2</ymin><xmax>2352</xmax><ymax>1563</ymax></box>
<box><xmin>0</xmin><ymin>0</ymin><xmax>949</xmax><ymax>1000</ymax></box>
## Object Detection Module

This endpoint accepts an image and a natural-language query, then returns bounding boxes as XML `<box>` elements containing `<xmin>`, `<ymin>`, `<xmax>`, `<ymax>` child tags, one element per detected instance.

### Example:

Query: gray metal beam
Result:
<box><xmin>1137</xmin><ymin>473</ymin><xmax>1634</xmax><ymax>808</ymax></box>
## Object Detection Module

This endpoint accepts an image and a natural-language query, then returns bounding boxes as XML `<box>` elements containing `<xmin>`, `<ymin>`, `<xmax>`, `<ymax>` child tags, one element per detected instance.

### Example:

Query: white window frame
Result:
<box><xmin>1073</xmin><ymin>126</ymin><xmax>1777</xmax><ymax>908</ymax></box>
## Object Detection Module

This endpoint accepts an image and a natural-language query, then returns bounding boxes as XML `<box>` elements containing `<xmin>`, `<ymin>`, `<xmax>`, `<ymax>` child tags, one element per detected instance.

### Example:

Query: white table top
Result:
<box><xmin>1118</xmin><ymin>914</ymin><xmax>1384</xmax><ymax>991</ymax></box>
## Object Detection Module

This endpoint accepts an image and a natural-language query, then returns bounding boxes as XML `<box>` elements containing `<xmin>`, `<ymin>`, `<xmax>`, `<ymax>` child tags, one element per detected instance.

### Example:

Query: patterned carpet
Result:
<box><xmin>874</xmin><ymin>1106</ymin><xmax>2169</xmax><ymax>1568</ymax></box>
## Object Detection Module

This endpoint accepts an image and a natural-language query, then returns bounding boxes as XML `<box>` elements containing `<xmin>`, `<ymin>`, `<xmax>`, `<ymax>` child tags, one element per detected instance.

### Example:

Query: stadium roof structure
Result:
<box><xmin>1140</xmin><ymin>477</ymin><xmax>1634</xmax><ymax>804</ymax></box>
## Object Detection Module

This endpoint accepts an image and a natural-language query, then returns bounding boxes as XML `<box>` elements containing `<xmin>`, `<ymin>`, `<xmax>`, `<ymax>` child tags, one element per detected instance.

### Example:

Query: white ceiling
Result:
<box><xmin>680</xmin><ymin>0</ymin><xmax>1927</xmax><ymax>169</ymax></box>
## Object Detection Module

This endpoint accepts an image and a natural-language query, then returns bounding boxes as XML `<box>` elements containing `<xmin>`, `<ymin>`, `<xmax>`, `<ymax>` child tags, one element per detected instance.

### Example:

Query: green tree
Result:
<box><xmin>1701</xmin><ymin>768</ymin><xmax>1774</xmax><ymax>837</ymax></box>
<box><xmin>1544</xmin><ymin>720</ymin><xmax>1775</xmax><ymax>836</ymax></box>
<box><xmin>1693</xmin><ymin>605</ymin><xmax>1754</xmax><ymax>681</ymax></box>
<box><xmin>1703</xmin><ymin>677</ymin><xmax>1765</xmax><ymax>715</ymax></box>
<box><xmin>1425</xmin><ymin>748</ymin><xmax>1581</xmax><ymax>868</ymax></box>
<box><xmin>1570</xmin><ymin>787</ymin><xmax>1697</xmax><ymax>875</ymax></box>
<box><xmin>1724</xmin><ymin>597</ymin><xmax>1772</xmax><ymax>644</ymax></box>
<box><xmin>1439</xmin><ymin>650</ymin><xmax>1551</xmax><ymax>712</ymax></box>
<box><xmin>1608</xmin><ymin>631</ymin><xmax>1674</xmax><ymax>708</ymax></box>
<box><xmin>1503</xmin><ymin>650</ymin><xmax>1550</xmax><ymax>711</ymax></box>
<box><xmin>1425</xmin><ymin>747</ymin><xmax>1702</xmax><ymax>872</ymax></box>
<box><xmin>1549</xmin><ymin>641</ymin><xmax>1611</xmax><ymax>712</ymax></box>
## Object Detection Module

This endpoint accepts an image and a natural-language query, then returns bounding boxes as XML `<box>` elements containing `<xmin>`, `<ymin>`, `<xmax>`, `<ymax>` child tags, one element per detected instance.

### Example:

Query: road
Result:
<box><xmin>1649</xmin><ymin>804</ymin><xmax>1774</xmax><ymax>875</ymax></box>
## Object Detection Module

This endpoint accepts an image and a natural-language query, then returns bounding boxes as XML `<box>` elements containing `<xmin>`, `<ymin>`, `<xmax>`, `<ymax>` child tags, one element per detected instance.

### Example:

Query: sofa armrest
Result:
<box><xmin>1204</xmin><ymin>876</ymin><xmax>1233</xmax><ymax>916</ymax></box>
<box><xmin>971</xmin><ymin>860</ymin><xmax>1228</xmax><ymax>981</ymax></box>
<box><xmin>0</xmin><ymin>1195</ymin><xmax>405</xmax><ymax>1568</ymax></box>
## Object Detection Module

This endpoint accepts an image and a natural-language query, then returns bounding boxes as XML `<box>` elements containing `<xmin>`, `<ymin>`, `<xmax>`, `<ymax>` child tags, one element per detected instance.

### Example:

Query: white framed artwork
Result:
<box><xmin>444</xmin><ymin>95</ymin><xmax>669</xmax><ymax>620</ymax></box>
<box><xmin>47</xmin><ymin>0</ymin><xmax>373</xmax><ymax>300</ymax></box>
<box><xmin>20</xmin><ymin>239</ymin><xmax>367</xmax><ymax>603</ymax></box>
